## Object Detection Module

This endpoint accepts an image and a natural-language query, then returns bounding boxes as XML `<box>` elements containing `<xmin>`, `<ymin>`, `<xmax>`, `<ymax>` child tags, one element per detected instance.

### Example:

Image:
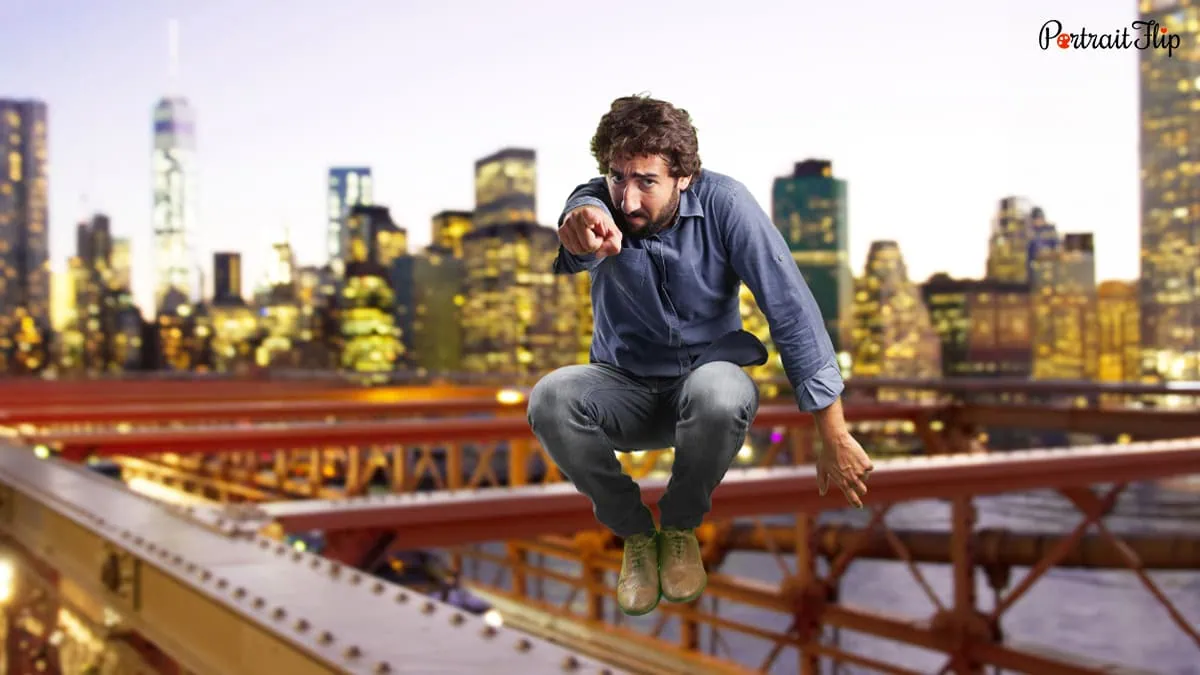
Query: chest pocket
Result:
<box><xmin>598</xmin><ymin>248</ymin><xmax>649</xmax><ymax>303</ymax></box>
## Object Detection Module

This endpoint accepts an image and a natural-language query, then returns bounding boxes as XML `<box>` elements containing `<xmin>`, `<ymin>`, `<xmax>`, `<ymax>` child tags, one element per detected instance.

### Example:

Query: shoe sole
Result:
<box><xmin>661</xmin><ymin>577</ymin><xmax>707</xmax><ymax>604</ymax></box>
<box><xmin>618</xmin><ymin>589</ymin><xmax>662</xmax><ymax>616</ymax></box>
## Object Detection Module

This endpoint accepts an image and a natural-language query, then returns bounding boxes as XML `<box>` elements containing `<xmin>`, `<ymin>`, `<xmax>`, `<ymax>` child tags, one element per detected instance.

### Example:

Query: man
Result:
<box><xmin>526</xmin><ymin>94</ymin><xmax>873</xmax><ymax>616</ymax></box>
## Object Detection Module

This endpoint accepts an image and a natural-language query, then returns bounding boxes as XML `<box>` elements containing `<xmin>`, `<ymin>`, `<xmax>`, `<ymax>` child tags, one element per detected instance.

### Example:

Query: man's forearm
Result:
<box><xmin>812</xmin><ymin>397</ymin><xmax>851</xmax><ymax>442</ymax></box>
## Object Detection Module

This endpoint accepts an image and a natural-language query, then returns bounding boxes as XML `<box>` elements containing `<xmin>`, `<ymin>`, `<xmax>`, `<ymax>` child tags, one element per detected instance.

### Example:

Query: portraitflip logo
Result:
<box><xmin>1039</xmin><ymin>19</ymin><xmax>1181</xmax><ymax>58</ymax></box>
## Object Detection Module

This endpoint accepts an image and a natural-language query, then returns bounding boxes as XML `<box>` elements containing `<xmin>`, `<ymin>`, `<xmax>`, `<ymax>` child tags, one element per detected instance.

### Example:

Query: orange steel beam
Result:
<box><xmin>0</xmin><ymin>380</ymin><xmax>503</xmax><ymax>408</ymax></box>
<box><xmin>0</xmin><ymin>396</ymin><xmax>519</xmax><ymax>426</ymax></box>
<box><xmin>257</xmin><ymin>437</ymin><xmax>1200</xmax><ymax>546</ymax></box>
<box><xmin>25</xmin><ymin>402</ymin><xmax>935</xmax><ymax>459</ymax></box>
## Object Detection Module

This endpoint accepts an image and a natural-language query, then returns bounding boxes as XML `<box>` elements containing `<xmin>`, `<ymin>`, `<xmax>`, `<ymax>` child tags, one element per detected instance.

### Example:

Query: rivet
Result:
<box><xmin>272</xmin><ymin>608</ymin><xmax>286</xmax><ymax>621</ymax></box>
<box><xmin>515</xmin><ymin>638</ymin><xmax>532</xmax><ymax>652</ymax></box>
<box><xmin>330</xmin><ymin>564</ymin><xmax>342</xmax><ymax>578</ymax></box>
<box><xmin>450</xmin><ymin>613</ymin><xmax>465</xmax><ymax>626</ymax></box>
<box><xmin>253</xmin><ymin>598</ymin><xmax>265</xmax><ymax>609</ymax></box>
<box><xmin>374</xmin><ymin>663</ymin><xmax>392</xmax><ymax>674</ymax></box>
<box><xmin>234</xmin><ymin>588</ymin><xmax>247</xmax><ymax>599</ymax></box>
<box><xmin>481</xmin><ymin>626</ymin><xmax>498</xmax><ymax>639</ymax></box>
<box><xmin>318</xmin><ymin>631</ymin><xmax>334</xmax><ymax>645</ymax></box>
<box><xmin>259</xmin><ymin>540</ymin><xmax>269</xmax><ymax>549</ymax></box>
<box><xmin>421</xmin><ymin>601</ymin><xmax>435</xmax><ymax>614</ymax></box>
<box><xmin>310</xmin><ymin>559</ymin><xmax>321</xmax><ymax>569</ymax></box>
<box><xmin>134</xmin><ymin>536</ymin><xmax>144</xmax><ymax>545</ymax></box>
<box><xmin>276</xmin><ymin>545</ymin><xmax>287</xmax><ymax>555</ymax></box>
<box><xmin>292</xmin><ymin>552</ymin><xmax>303</xmax><ymax>562</ymax></box>
<box><xmin>350</xmin><ymin>573</ymin><xmax>362</xmax><ymax>585</ymax></box>
<box><xmin>121</xmin><ymin>530</ymin><xmax>131</xmax><ymax>539</ymax></box>
<box><xmin>294</xmin><ymin>619</ymin><xmax>310</xmax><ymax>632</ymax></box>
<box><xmin>344</xmin><ymin>646</ymin><xmax>361</xmax><ymax>660</ymax></box>
<box><xmin>186</xmin><ymin>563</ymin><xmax>197</xmax><ymax>574</ymax></box>
<box><xmin>147</xmin><ymin>543</ymin><xmax>157</xmax><ymax>553</ymax></box>
<box><xmin>372</xmin><ymin>582</ymin><xmax>385</xmax><ymax>595</ymax></box>
<box><xmin>561</xmin><ymin>655</ymin><xmax>579</xmax><ymax>671</ymax></box>
<box><xmin>216</xmin><ymin>578</ymin><xmax>227</xmax><ymax>589</ymax></box>
<box><xmin>395</xmin><ymin>592</ymin><xmax>409</xmax><ymax>603</ymax></box>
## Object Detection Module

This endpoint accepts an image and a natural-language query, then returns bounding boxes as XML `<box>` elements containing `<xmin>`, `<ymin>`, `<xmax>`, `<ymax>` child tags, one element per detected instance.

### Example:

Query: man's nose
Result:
<box><xmin>620</xmin><ymin>188</ymin><xmax>640</xmax><ymax>213</ymax></box>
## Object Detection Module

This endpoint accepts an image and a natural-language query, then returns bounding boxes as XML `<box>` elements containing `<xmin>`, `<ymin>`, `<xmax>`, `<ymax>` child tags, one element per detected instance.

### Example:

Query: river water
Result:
<box><xmin>466</xmin><ymin>478</ymin><xmax>1200</xmax><ymax>674</ymax></box>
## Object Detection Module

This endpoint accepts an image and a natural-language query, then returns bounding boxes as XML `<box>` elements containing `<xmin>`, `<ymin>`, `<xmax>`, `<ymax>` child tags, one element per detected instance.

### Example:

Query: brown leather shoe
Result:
<box><xmin>659</xmin><ymin>527</ymin><xmax>706</xmax><ymax>603</ymax></box>
<box><xmin>617</xmin><ymin>531</ymin><xmax>661</xmax><ymax>615</ymax></box>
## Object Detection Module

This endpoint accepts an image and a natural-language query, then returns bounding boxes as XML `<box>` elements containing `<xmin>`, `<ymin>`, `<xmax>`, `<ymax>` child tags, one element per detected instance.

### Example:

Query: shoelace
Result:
<box><xmin>626</xmin><ymin>536</ymin><xmax>654</xmax><ymax>573</ymax></box>
<box><xmin>663</xmin><ymin>530</ymin><xmax>689</xmax><ymax>559</ymax></box>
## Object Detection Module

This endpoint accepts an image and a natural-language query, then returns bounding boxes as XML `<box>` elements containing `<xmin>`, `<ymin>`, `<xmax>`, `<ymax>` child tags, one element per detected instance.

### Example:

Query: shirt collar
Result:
<box><xmin>679</xmin><ymin>185</ymin><xmax>704</xmax><ymax>219</ymax></box>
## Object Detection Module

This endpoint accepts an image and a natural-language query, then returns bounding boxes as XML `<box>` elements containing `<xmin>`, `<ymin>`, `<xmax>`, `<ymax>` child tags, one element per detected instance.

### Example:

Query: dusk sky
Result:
<box><xmin>3</xmin><ymin>0</ymin><xmax>1141</xmax><ymax>312</ymax></box>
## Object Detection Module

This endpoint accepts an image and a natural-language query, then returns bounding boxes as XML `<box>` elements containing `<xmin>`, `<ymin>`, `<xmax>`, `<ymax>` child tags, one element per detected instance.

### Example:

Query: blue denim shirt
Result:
<box><xmin>552</xmin><ymin>169</ymin><xmax>844</xmax><ymax>412</ymax></box>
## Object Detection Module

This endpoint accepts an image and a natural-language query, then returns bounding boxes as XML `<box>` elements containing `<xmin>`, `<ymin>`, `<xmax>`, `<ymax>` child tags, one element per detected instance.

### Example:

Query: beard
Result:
<box><xmin>619</xmin><ymin>189</ymin><xmax>681</xmax><ymax>240</ymax></box>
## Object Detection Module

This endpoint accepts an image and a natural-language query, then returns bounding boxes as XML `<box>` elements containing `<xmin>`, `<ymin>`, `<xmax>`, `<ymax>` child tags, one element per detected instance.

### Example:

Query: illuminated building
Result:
<box><xmin>340</xmin><ymin>205</ymin><xmax>403</xmax><ymax>375</ymax></box>
<box><xmin>152</xmin><ymin>97</ymin><xmax>197</xmax><ymax>312</ymax></box>
<box><xmin>156</xmin><ymin>289</ymin><xmax>195</xmax><ymax>371</ymax></box>
<box><xmin>574</xmin><ymin>273</ymin><xmax>593</xmax><ymax>366</ymax></box>
<box><xmin>1032</xmin><ymin>233</ymin><xmax>1099</xmax><ymax>381</ymax></box>
<box><xmin>771</xmin><ymin>159</ymin><xmax>852</xmax><ymax>356</ymax></box>
<box><xmin>210</xmin><ymin>252</ymin><xmax>257</xmax><ymax>372</ymax></box>
<box><xmin>256</xmin><ymin>241</ymin><xmax>305</xmax><ymax>369</ymax></box>
<box><xmin>1138</xmin><ymin>0</ymin><xmax>1200</xmax><ymax>380</ymax></box>
<box><xmin>432</xmin><ymin>210</ymin><xmax>474</xmax><ymax>258</ymax></box>
<box><xmin>1097</xmin><ymin>280</ymin><xmax>1141</xmax><ymax>383</ymax></box>
<box><xmin>295</xmin><ymin>265</ymin><xmax>339</xmax><ymax>368</ymax></box>
<box><xmin>391</xmin><ymin>246</ymin><xmax>465</xmax><ymax>373</ymax></box>
<box><xmin>0</xmin><ymin>99</ymin><xmax>50</xmax><ymax>374</ymax></box>
<box><xmin>850</xmin><ymin>241</ymin><xmax>941</xmax><ymax>387</ymax></box>
<box><xmin>53</xmin><ymin>260</ymin><xmax>84</xmax><ymax>371</ymax></box>
<box><xmin>110</xmin><ymin>237</ymin><xmax>132</xmax><ymax>291</ymax></box>
<box><xmin>921</xmin><ymin>274</ymin><xmax>1032</xmax><ymax>377</ymax></box>
<box><xmin>213</xmin><ymin>252</ymin><xmax>243</xmax><ymax>305</ymax></box>
<box><xmin>327</xmin><ymin>167</ymin><xmax>373</xmax><ymax>276</ymax></box>
<box><xmin>75</xmin><ymin>214</ymin><xmax>116</xmax><ymax>372</ymax></box>
<box><xmin>460</xmin><ymin>221</ymin><xmax>579</xmax><ymax>376</ymax></box>
<box><xmin>985</xmin><ymin>197</ymin><xmax>1037</xmax><ymax>284</ymax></box>
<box><xmin>738</xmin><ymin>284</ymin><xmax>785</xmax><ymax>397</ymax></box>
<box><xmin>50</xmin><ymin>265</ymin><xmax>76</xmax><ymax>334</ymax></box>
<box><xmin>473</xmin><ymin>148</ymin><xmax>536</xmax><ymax>228</ymax></box>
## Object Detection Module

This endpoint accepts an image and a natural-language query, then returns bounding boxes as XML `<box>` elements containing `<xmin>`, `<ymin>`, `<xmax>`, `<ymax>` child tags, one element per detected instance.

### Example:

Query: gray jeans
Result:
<box><xmin>526</xmin><ymin>360</ymin><xmax>760</xmax><ymax>537</ymax></box>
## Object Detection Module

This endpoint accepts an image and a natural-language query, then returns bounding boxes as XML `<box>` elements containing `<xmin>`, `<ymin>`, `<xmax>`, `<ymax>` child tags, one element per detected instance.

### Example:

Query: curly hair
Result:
<box><xmin>589</xmin><ymin>94</ymin><xmax>702</xmax><ymax>181</ymax></box>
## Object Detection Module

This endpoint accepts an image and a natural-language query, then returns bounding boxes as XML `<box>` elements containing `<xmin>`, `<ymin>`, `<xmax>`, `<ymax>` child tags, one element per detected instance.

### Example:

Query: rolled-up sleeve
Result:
<box><xmin>552</xmin><ymin>178</ymin><xmax>612</xmax><ymax>275</ymax></box>
<box><xmin>719</xmin><ymin>181</ymin><xmax>844</xmax><ymax>411</ymax></box>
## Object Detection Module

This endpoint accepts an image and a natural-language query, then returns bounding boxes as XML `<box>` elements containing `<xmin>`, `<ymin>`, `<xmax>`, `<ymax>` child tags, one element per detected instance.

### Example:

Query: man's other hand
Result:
<box><xmin>816</xmin><ymin>433</ymin><xmax>874</xmax><ymax>509</ymax></box>
<box><xmin>559</xmin><ymin>205</ymin><xmax>622</xmax><ymax>259</ymax></box>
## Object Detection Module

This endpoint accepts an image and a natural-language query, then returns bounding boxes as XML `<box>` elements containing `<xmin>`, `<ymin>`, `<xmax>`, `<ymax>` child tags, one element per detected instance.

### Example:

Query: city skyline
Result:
<box><xmin>2</xmin><ymin>0</ymin><xmax>1142</xmax><ymax>311</ymax></box>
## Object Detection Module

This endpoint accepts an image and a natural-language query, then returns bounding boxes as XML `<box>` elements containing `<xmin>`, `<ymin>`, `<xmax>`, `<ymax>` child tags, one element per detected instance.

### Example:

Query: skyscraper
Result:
<box><xmin>152</xmin><ymin>96</ymin><xmax>197</xmax><ymax>313</ymax></box>
<box><xmin>850</xmin><ymin>241</ymin><xmax>941</xmax><ymax>385</ymax></box>
<box><xmin>771</xmin><ymin>159</ymin><xmax>852</xmax><ymax>356</ymax></box>
<box><xmin>0</xmin><ymin>99</ymin><xmax>50</xmax><ymax>373</ymax></box>
<box><xmin>326</xmin><ymin>167</ymin><xmax>373</xmax><ymax>275</ymax></box>
<box><xmin>213</xmin><ymin>252</ymin><xmax>243</xmax><ymax>305</ymax></box>
<box><xmin>1138</xmin><ymin>0</ymin><xmax>1200</xmax><ymax>380</ymax></box>
<box><xmin>473</xmin><ymin>148</ymin><xmax>536</xmax><ymax>228</ymax></box>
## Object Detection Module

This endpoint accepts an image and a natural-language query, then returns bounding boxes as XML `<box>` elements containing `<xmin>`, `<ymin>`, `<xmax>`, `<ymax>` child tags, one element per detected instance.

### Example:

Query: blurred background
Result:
<box><xmin>0</xmin><ymin>0</ymin><xmax>1196</xmax><ymax>674</ymax></box>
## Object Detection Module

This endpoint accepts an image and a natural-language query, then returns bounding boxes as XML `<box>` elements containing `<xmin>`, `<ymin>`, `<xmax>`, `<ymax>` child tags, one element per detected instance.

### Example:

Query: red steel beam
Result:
<box><xmin>25</xmin><ymin>402</ymin><xmax>1200</xmax><ymax>461</ymax></box>
<box><xmin>837</xmin><ymin>377</ymin><xmax>1200</xmax><ymax>398</ymax></box>
<box><xmin>258</xmin><ymin>437</ymin><xmax>1200</xmax><ymax>546</ymax></box>
<box><xmin>24</xmin><ymin>403</ymin><xmax>936</xmax><ymax>459</ymax></box>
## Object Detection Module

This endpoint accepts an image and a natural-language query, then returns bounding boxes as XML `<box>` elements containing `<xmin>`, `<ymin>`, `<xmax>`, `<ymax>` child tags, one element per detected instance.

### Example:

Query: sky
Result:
<box><xmin>1</xmin><ymin>0</ymin><xmax>1144</xmax><ymax>312</ymax></box>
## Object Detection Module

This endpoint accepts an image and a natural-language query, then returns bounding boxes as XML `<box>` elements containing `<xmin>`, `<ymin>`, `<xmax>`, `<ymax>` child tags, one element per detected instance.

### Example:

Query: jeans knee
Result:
<box><xmin>527</xmin><ymin>366</ymin><xmax>591</xmax><ymax>431</ymax></box>
<box><xmin>680</xmin><ymin>362</ymin><xmax>759</xmax><ymax>425</ymax></box>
